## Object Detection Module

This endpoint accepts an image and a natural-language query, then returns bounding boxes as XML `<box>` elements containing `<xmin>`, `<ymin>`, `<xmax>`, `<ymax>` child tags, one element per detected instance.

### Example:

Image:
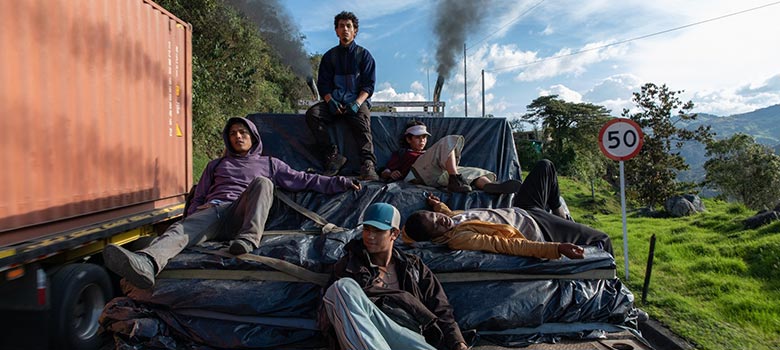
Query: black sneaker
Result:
<box><xmin>323</xmin><ymin>153</ymin><xmax>347</xmax><ymax>176</ymax></box>
<box><xmin>482</xmin><ymin>179</ymin><xmax>523</xmax><ymax>194</ymax></box>
<box><xmin>359</xmin><ymin>160</ymin><xmax>379</xmax><ymax>181</ymax></box>
<box><xmin>228</xmin><ymin>239</ymin><xmax>254</xmax><ymax>255</ymax></box>
<box><xmin>322</xmin><ymin>145</ymin><xmax>347</xmax><ymax>176</ymax></box>
<box><xmin>447</xmin><ymin>174</ymin><xmax>472</xmax><ymax>192</ymax></box>
<box><xmin>103</xmin><ymin>244</ymin><xmax>156</xmax><ymax>289</ymax></box>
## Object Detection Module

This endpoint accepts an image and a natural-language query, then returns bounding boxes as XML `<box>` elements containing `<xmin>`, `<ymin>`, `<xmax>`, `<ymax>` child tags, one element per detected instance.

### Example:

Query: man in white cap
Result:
<box><xmin>381</xmin><ymin>120</ymin><xmax>521</xmax><ymax>194</ymax></box>
<box><xmin>320</xmin><ymin>203</ymin><xmax>468</xmax><ymax>350</ymax></box>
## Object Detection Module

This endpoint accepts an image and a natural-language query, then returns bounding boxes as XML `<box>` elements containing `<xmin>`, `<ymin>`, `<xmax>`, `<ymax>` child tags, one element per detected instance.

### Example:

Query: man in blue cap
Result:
<box><xmin>320</xmin><ymin>203</ymin><xmax>468</xmax><ymax>350</ymax></box>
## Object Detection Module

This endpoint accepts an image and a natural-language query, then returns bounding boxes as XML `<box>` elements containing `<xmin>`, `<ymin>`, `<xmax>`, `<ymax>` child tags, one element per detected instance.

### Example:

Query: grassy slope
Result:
<box><xmin>559</xmin><ymin>176</ymin><xmax>780</xmax><ymax>350</ymax></box>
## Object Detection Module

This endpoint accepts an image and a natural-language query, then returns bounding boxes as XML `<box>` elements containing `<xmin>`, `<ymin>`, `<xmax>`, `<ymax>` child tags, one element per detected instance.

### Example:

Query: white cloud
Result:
<box><xmin>410</xmin><ymin>81</ymin><xmax>425</xmax><ymax>94</ymax></box>
<box><xmin>539</xmin><ymin>84</ymin><xmax>582</xmax><ymax>103</ymax></box>
<box><xmin>373</xmin><ymin>83</ymin><xmax>426</xmax><ymax>102</ymax></box>
<box><xmin>540</xmin><ymin>24</ymin><xmax>554</xmax><ymax>36</ymax></box>
<box><xmin>691</xmin><ymin>74</ymin><xmax>780</xmax><ymax>115</ymax></box>
<box><xmin>583</xmin><ymin>74</ymin><xmax>643</xmax><ymax>103</ymax></box>
<box><xmin>515</xmin><ymin>41</ymin><xmax>629</xmax><ymax>81</ymax></box>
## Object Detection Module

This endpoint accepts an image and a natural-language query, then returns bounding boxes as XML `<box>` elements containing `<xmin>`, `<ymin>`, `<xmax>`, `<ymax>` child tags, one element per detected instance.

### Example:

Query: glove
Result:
<box><xmin>328</xmin><ymin>98</ymin><xmax>344</xmax><ymax>115</ymax></box>
<box><xmin>348</xmin><ymin>100</ymin><xmax>361</xmax><ymax>115</ymax></box>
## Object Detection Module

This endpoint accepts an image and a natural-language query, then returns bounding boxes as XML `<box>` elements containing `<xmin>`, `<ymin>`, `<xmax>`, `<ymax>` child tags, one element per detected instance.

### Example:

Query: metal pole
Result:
<box><xmin>481</xmin><ymin>69</ymin><xmax>485</xmax><ymax>118</ymax></box>
<box><xmin>642</xmin><ymin>234</ymin><xmax>656</xmax><ymax>304</ymax></box>
<box><xmin>427</xmin><ymin>68</ymin><xmax>430</xmax><ymax>101</ymax></box>
<box><xmin>620</xmin><ymin>160</ymin><xmax>629</xmax><ymax>280</ymax></box>
<box><xmin>464</xmin><ymin>43</ymin><xmax>467</xmax><ymax>117</ymax></box>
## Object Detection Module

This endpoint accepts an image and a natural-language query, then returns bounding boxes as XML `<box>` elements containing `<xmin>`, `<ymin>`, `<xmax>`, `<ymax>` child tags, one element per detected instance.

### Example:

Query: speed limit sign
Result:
<box><xmin>598</xmin><ymin>118</ymin><xmax>643</xmax><ymax>280</ymax></box>
<box><xmin>598</xmin><ymin>118</ymin><xmax>643</xmax><ymax>161</ymax></box>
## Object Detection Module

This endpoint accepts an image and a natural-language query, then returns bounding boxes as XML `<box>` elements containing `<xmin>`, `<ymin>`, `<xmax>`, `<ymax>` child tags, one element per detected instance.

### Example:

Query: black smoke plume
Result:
<box><xmin>433</xmin><ymin>0</ymin><xmax>487</xmax><ymax>80</ymax></box>
<box><xmin>226</xmin><ymin>0</ymin><xmax>312</xmax><ymax>79</ymax></box>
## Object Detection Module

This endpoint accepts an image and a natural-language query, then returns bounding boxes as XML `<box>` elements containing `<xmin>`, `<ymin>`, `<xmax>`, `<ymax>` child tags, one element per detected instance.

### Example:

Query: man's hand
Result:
<box><xmin>454</xmin><ymin>342</ymin><xmax>469</xmax><ymax>350</ymax></box>
<box><xmin>558</xmin><ymin>243</ymin><xmax>585</xmax><ymax>259</ymax></box>
<box><xmin>349</xmin><ymin>178</ymin><xmax>362</xmax><ymax>191</ymax></box>
<box><xmin>348</xmin><ymin>100</ymin><xmax>362</xmax><ymax>115</ymax></box>
<box><xmin>426</xmin><ymin>192</ymin><xmax>442</xmax><ymax>207</ymax></box>
<box><xmin>389</xmin><ymin>170</ymin><xmax>402</xmax><ymax>180</ymax></box>
<box><xmin>381</xmin><ymin>169</ymin><xmax>403</xmax><ymax>181</ymax></box>
<box><xmin>328</xmin><ymin>98</ymin><xmax>345</xmax><ymax>115</ymax></box>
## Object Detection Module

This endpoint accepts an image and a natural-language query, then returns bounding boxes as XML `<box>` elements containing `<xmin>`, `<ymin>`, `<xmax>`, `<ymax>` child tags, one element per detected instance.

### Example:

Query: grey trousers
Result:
<box><xmin>323</xmin><ymin>278</ymin><xmax>436</xmax><ymax>350</ymax></box>
<box><xmin>140</xmin><ymin>177</ymin><xmax>274</xmax><ymax>270</ymax></box>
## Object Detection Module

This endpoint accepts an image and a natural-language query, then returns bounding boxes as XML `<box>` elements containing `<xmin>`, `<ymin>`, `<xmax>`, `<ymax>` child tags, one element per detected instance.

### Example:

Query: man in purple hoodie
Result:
<box><xmin>103</xmin><ymin>117</ymin><xmax>360</xmax><ymax>289</ymax></box>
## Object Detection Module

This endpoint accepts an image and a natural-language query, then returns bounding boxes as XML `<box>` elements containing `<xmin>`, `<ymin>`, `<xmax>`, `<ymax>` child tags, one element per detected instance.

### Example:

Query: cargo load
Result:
<box><xmin>100</xmin><ymin>114</ymin><xmax>648</xmax><ymax>349</ymax></box>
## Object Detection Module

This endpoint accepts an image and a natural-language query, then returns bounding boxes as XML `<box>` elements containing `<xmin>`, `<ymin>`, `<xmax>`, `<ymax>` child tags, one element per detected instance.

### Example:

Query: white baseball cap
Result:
<box><xmin>405</xmin><ymin>125</ymin><xmax>431</xmax><ymax>136</ymax></box>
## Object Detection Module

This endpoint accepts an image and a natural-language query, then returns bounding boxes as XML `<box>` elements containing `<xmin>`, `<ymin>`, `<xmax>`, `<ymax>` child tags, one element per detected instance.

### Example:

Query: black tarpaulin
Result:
<box><xmin>102</xmin><ymin>231</ymin><xmax>635</xmax><ymax>348</ymax></box>
<box><xmin>267</xmin><ymin>180</ymin><xmax>516</xmax><ymax>232</ymax></box>
<box><xmin>246</xmin><ymin>114</ymin><xmax>521</xmax><ymax>181</ymax></box>
<box><xmin>100</xmin><ymin>113</ymin><xmax>641</xmax><ymax>348</ymax></box>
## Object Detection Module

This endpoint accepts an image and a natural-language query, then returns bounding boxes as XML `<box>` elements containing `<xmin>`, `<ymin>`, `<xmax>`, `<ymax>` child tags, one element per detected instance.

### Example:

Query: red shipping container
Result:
<box><xmin>0</xmin><ymin>0</ymin><xmax>193</xmax><ymax>246</ymax></box>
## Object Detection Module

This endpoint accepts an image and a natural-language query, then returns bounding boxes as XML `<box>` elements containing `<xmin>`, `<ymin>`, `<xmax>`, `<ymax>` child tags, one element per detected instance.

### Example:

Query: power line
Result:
<box><xmin>467</xmin><ymin>0</ymin><xmax>547</xmax><ymax>51</ymax></box>
<box><xmin>489</xmin><ymin>1</ymin><xmax>780</xmax><ymax>73</ymax></box>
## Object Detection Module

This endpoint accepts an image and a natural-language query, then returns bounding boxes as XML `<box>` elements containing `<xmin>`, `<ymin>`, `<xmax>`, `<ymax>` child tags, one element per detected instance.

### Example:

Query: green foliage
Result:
<box><xmin>703</xmin><ymin>133</ymin><xmax>780</xmax><ymax>210</ymax></box>
<box><xmin>156</xmin><ymin>0</ymin><xmax>308</xmax><ymax>169</ymax></box>
<box><xmin>621</xmin><ymin>83</ymin><xmax>714</xmax><ymax>209</ymax></box>
<box><xmin>561</xmin><ymin>176</ymin><xmax>780</xmax><ymax>350</ymax></box>
<box><xmin>521</xmin><ymin>95</ymin><xmax>611</xmax><ymax>181</ymax></box>
<box><xmin>514</xmin><ymin>139</ymin><xmax>543</xmax><ymax>171</ymax></box>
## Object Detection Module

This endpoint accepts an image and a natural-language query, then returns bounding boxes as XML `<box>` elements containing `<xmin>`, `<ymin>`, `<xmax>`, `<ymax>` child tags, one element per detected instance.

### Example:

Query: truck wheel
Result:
<box><xmin>50</xmin><ymin>263</ymin><xmax>113</xmax><ymax>350</ymax></box>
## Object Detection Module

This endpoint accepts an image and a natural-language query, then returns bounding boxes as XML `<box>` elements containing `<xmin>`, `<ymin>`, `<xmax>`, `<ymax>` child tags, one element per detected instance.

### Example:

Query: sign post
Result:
<box><xmin>598</xmin><ymin>119</ymin><xmax>643</xmax><ymax>280</ymax></box>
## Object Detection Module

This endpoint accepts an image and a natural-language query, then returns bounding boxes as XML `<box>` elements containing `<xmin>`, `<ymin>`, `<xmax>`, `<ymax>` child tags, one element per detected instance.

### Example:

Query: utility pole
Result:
<box><xmin>463</xmin><ymin>43</ymin><xmax>467</xmax><ymax>117</ymax></box>
<box><xmin>481</xmin><ymin>69</ymin><xmax>485</xmax><ymax>118</ymax></box>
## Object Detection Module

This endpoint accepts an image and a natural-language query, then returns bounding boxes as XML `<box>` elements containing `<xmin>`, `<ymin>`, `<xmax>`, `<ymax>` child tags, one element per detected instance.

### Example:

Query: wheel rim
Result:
<box><xmin>71</xmin><ymin>283</ymin><xmax>105</xmax><ymax>340</ymax></box>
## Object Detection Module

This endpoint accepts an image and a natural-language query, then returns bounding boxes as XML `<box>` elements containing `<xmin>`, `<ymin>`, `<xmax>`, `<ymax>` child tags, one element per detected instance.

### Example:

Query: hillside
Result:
<box><xmin>676</xmin><ymin>104</ymin><xmax>780</xmax><ymax>186</ymax></box>
<box><xmin>561</xmin><ymin>176</ymin><xmax>780</xmax><ymax>350</ymax></box>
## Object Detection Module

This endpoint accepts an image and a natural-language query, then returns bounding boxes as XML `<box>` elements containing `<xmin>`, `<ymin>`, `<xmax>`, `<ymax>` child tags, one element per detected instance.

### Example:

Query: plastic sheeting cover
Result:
<box><xmin>246</xmin><ymin>114</ymin><xmax>521</xmax><ymax>181</ymax></box>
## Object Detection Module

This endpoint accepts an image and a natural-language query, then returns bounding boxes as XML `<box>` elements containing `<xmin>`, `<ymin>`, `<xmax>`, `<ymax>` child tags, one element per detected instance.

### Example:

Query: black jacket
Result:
<box><xmin>322</xmin><ymin>239</ymin><xmax>465</xmax><ymax>350</ymax></box>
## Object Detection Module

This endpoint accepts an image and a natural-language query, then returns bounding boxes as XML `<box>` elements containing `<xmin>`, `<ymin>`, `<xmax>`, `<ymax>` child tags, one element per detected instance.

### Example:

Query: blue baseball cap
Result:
<box><xmin>361</xmin><ymin>203</ymin><xmax>401</xmax><ymax>231</ymax></box>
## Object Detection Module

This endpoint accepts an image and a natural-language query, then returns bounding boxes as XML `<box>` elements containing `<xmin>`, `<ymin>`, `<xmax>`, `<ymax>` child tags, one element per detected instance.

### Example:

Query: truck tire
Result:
<box><xmin>50</xmin><ymin>263</ymin><xmax>113</xmax><ymax>350</ymax></box>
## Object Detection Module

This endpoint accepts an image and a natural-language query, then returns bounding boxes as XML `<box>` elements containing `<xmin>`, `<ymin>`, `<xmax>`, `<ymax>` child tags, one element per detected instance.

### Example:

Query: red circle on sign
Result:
<box><xmin>598</xmin><ymin>118</ymin><xmax>644</xmax><ymax>161</ymax></box>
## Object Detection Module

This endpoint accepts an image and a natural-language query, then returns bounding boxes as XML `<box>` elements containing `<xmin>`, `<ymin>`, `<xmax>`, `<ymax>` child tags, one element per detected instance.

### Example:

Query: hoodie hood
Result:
<box><xmin>223</xmin><ymin>117</ymin><xmax>262</xmax><ymax>156</ymax></box>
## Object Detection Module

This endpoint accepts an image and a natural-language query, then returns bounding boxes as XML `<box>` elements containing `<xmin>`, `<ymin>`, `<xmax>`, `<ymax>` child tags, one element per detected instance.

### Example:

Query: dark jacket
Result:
<box><xmin>188</xmin><ymin>117</ymin><xmax>353</xmax><ymax>216</ymax></box>
<box><xmin>323</xmin><ymin>239</ymin><xmax>465</xmax><ymax>350</ymax></box>
<box><xmin>317</xmin><ymin>41</ymin><xmax>376</xmax><ymax>104</ymax></box>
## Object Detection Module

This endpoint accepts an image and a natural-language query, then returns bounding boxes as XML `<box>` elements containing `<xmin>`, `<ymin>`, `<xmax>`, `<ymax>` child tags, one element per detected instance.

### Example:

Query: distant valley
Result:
<box><xmin>675</xmin><ymin>104</ymin><xmax>780</xmax><ymax>193</ymax></box>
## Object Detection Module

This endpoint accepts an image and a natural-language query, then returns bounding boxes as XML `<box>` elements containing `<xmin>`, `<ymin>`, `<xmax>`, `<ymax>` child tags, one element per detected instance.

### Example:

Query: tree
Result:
<box><xmin>704</xmin><ymin>133</ymin><xmax>780</xmax><ymax>210</ymax></box>
<box><xmin>156</xmin><ymin>0</ymin><xmax>307</xmax><ymax>161</ymax></box>
<box><xmin>621</xmin><ymin>83</ymin><xmax>713</xmax><ymax>209</ymax></box>
<box><xmin>521</xmin><ymin>95</ymin><xmax>611</xmax><ymax>180</ymax></box>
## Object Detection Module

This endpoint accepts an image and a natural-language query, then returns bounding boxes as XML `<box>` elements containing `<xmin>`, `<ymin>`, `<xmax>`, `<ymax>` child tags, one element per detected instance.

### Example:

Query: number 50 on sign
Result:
<box><xmin>598</xmin><ymin>118</ymin><xmax>644</xmax><ymax>161</ymax></box>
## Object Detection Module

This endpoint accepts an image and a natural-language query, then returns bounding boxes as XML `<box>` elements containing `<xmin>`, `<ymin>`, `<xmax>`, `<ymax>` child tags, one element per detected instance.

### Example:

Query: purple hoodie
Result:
<box><xmin>187</xmin><ymin>117</ymin><xmax>353</xmax><ymax>216</ymax></box>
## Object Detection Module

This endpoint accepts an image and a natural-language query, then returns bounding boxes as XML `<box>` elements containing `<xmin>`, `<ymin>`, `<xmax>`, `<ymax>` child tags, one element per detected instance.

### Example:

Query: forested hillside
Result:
<box><xmin>156</xmin><ymin>0</ymin><xmax>315</xmax><ymax>172</ymax></box>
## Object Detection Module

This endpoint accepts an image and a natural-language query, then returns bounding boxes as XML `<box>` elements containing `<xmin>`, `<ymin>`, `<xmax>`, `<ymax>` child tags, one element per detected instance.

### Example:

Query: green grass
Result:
<box><xmin>561</xmin><ymin>177</ymin><xmax>780</xmax><ymax>350</ymax></box>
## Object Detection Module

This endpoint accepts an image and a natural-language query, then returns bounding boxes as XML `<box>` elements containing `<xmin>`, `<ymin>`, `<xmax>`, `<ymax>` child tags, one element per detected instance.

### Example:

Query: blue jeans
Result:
<box><xmin>323</xmin><ymin>278</ymin><xmax>436</xmax><ymax>350</ymax></box>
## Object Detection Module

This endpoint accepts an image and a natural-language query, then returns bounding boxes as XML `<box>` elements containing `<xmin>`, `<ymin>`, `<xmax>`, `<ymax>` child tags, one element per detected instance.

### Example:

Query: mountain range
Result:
<box><xmin>676</xmin><ymin>104</ymin><xmax>780</xmax><ymax>188</ymax></box>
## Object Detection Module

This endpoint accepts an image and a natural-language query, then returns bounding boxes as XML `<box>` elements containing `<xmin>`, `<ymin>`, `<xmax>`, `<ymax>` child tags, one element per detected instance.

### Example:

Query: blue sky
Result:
<box><xmin>282</xmin><ymin>0</ymin><xmax>780</xmax><ymax>120</ymax></box>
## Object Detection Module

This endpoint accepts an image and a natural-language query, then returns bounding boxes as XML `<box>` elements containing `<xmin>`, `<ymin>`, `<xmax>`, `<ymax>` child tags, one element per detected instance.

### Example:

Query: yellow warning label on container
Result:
<box><xmin>176</xmin><ymin>123</ymin><xmax>183</xmax><ymax>137</ymax></box>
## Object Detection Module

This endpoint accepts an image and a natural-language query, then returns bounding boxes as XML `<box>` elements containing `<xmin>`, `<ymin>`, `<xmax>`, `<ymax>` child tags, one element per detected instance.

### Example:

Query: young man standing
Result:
<box><xmin>321</xmin><ymin>203</ymin><xmax>468</xmax><ymax>350</ymax></box>
<box><xmin>306</xmin><ymin>11</ymin><xmax>378</xmax><ymax>180</ymax></box>
<box><xmin>103</xmin><ymin>117</ymin><xmax>359</xmax><ymax>289</ymax></box>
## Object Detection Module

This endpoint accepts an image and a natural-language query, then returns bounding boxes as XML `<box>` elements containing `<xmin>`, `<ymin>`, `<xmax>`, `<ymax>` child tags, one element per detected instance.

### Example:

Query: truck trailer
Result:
<box><xmin>0</xmin><ymin>1</ymin><xmax>192</xmax><ymax>348</ymax></box>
